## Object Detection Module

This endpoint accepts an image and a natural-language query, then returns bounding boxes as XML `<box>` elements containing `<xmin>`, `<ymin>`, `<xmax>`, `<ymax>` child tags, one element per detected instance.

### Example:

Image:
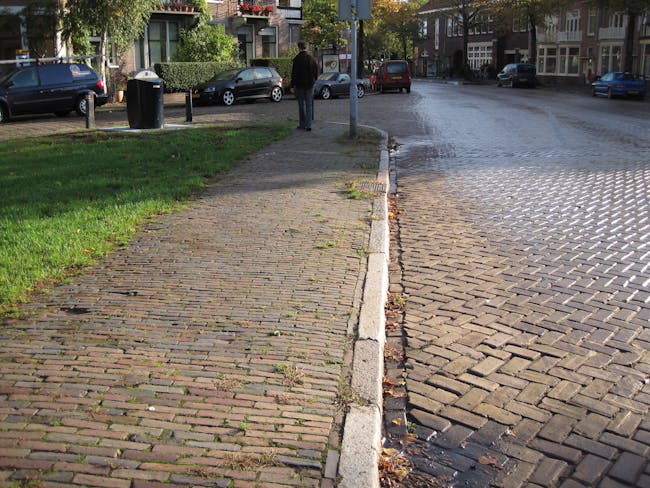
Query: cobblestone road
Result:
<box><xmin>379</xmin><ymin>82</ymin><xmax>650</xmax><ymax>487</ymax></box>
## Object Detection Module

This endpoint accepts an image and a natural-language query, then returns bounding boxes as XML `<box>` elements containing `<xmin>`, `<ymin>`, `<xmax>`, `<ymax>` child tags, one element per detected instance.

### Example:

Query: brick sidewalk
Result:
<box><xmin>0</xmin><ymin>122</ymin><xmax>382</xmax><ymax>487</ymax></box>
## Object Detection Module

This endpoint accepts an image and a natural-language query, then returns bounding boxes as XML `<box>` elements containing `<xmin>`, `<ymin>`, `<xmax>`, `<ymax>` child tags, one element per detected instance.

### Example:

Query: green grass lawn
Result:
<box><xmin>0</xmin><ymin>124</ymin><xmax>291</xmax><ymax>314</ymax></box>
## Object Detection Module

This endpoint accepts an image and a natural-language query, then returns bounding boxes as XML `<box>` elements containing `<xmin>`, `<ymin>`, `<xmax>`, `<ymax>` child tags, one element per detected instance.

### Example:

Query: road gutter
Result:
<box><xmin>338</xmin><ymin>126</ymin><xmax>390</xmax><ymax>488</ymax></box>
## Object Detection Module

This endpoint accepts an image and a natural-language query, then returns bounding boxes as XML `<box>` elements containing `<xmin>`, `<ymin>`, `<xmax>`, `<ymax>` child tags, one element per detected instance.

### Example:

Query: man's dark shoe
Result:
<box><xmin>306</xmin><ymin>128</ymin><xmax>312</xmax><ymax>131</ymax></box>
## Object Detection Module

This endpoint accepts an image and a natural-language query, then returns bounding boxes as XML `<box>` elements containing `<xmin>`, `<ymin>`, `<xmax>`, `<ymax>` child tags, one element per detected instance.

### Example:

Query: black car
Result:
<box><xmin>313</xmin><ymin>72</ymin><xmax>366</xmax><ymax>100</ymax></box>
<box><xmin>496</xmin><ymin>63</ymin><xmax>537</xmax><ymax>88</ymax></box>
<box><xmin>0</xmin><ymin>62</ymin><xmax>108</xmax><ymax>122</ymax></box>
<box><xmin>192</xmin><ymin>66</ymin><xmax>283</xmax><ymax>106</ymax></box>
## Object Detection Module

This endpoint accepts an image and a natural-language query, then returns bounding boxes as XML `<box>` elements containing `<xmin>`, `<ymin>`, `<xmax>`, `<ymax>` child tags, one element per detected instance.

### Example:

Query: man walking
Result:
<box><xmin>290</xmin><ymin>41</ymin><xmax>319</xmax><ymax>131</ymax></box>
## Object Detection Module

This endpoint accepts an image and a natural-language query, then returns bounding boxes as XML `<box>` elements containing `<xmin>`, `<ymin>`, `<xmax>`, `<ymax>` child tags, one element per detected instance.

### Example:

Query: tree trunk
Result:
<box><xmin>462</xmin><ymin>16</ymin><xmax>470</xmax><ymax>79</ymax></box>
<box><xmin>624</xmin><ymin>13</ymin><xmax>636</xmax><ymax>72</ymax></box>
<box><xmin>528</xmin><ymin>13</ymin><xmax>537</xmax><ymax>66</ymax></box>
<box><xmin>99</xmin><ymin>30</ymin><xmax>107</xmax><ymax>89</ymax></box>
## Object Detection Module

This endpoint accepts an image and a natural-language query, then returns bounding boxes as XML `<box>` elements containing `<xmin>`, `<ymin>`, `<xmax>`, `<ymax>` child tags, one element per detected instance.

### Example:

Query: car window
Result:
<box><xmin>211</xmin><ymin>69</ymin><xmax>239</xmax><ymax>81</ymax></box>
<box><xmin>69</xmin><ymin>64</ymin><xmax>95</xmax><ymax>78</ymax></box>
<box><xmin>238</xmin><ymin>69</ymin><xmax>254</xmax><ymax>81</ymax></box>
<box><xmin>39</xmin><ymin>64</ymin><xmax>74</xmax><ymax>85</ymax></box>
<box><xmin>11</xmin><ymin>68</ymin><xmax>39</xmax><ymax>87</ymax></box>
<box><xmin>386</xmin><ymin>63</ymin><xmax>406</xmax><ymax>74</ymax></box>
<box><xmin>517</xmin><ymin>65</ymin><xmax>535</xmax><ymax>73</ymax></box>
<box><xmin>601</xmin><ymin>73</ymin><xmax>613</xmax><ymax>81</ymax></box>
<box><xmin>318</xmin><ymin>72</ymin><xmax>339</xmax><ymax>81</ymax></box>
<box><xmin>254</xmin><ymin>67</ymin><xmax>272</xmax><ymax>79</ymax></box>
<box><xmin>339</xmin><ymin>74</ymin><xmax>350</xmax><ymax>83</ymax></box>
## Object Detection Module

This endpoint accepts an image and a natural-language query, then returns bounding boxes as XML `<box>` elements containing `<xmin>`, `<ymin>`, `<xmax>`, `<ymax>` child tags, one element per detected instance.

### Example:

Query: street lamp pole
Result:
<box><xmin>349</xmin><ymin>0</ymin><xmax>358</xmax><ymax>138</ymax></box>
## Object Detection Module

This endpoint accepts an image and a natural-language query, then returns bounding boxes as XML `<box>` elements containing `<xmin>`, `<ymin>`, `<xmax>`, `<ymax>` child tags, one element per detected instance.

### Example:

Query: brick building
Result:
<box><xmin>0</xmin><ymin>0</ymin><xmax>303</xmax><ymax>74</ymax></box>
<box><xmin>414</xmin><ymin>0</ymin><xmax>650</xmax><ymax>85</ymax></box>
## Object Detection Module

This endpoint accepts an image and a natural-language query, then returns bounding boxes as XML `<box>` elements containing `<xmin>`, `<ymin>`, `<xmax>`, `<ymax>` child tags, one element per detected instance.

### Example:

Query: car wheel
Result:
<box><xmin>592</xmin><ymin>89</ymin><xmax>597</xmax><ymax>97</ymax></box>
<box><xmin>320</xmin><ymin>86</ymin><xmax>331</xmax><ymax>100</ymax></box>
<box><xmin>75</xmin><ymin>95</ymin><xmax>89</xmax><ymax>116</ymax></box>
<box><xmin>607</xmin><ymin>88</ymin><xmax>613</xmax><ymax>99</ymax></box>
<box><xmin>357</xmin><ymin>84</ymin><xmax>365</xmax><ymax>98</ymax></box>
<box><xmin>0</xmin><ymin>104</ymin><xmax>7</xmax><ymax>123</ymax></box>
<box><xmin>270</xmin><ymin>86</ymin><xmax>282</xmax><ymax>102</ymax></box>
<box><xmin>222</xmin><ymin>89</ymin><xmax>235</xmax><ymax>106</ymax></box>
<box><xmin>406</xmin><ymin>86</ymin><xmax>411</xmax><ymax>93</ymax></box>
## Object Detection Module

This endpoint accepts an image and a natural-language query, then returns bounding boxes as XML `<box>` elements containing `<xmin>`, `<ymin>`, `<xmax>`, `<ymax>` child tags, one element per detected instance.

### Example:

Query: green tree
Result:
<box><xmin>301</xmin><ymin>0</ymin><xmax>348</xmax><ymax>49</ymax></box>
<box><xmin>492</xmin><ymin>0</ymin><xmax>568</xmax><ymax>68</ymax></box>
<box><xmin>383</xmin><ymin>0</ymin><xmax>423</xmax><ymax>60</ymax></box>
<box><xmin>62</xmin><ymin>0</ymin><xmax>160</xmax><ymax>83</ymax></box>
<box><xmin>173</xmin><ymin>23</ymin><xmax>239</xmax><ymax>63</ymax></box>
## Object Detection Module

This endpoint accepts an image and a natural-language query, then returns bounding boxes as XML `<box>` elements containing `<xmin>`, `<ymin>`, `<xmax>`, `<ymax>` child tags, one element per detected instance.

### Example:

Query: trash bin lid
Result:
<box><xmin>131</xmin><ymin>68</ymin><xmax>161</xmax><ymax>81</ymax></box>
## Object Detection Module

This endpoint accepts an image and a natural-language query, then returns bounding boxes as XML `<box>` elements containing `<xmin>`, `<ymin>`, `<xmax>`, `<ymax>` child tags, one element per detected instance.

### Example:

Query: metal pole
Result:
<box><xmin>185</xmin><ymin>89</ymin><xmax>193</xmax><ymax>123</ymax></box>
<box><xmin>349</xmin><ymin>7</ymin><xmax>358</xmax><ymax>138</ymax></box>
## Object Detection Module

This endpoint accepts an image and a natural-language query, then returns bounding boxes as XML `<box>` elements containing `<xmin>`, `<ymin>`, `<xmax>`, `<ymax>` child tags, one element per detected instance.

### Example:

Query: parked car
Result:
<box><xmin>591</xmin><ymin>72</ymin><xmax>646</xmax><ymax>99</ymax></box>
<box><xmin>0</xmin><ymin>62</ymin><xmax>108</xmax><ymax>123</ymax></box>
<box><xmin>192</xmin><ymin>66</ymin><xmax>283</xmax><ymax>106</ymax></box>
<box><xmin>376</xmin><ymin>60</ymin><xmax>411</xmax><ymax>93</ymax></box>
<box><xmin>313</xmin><ymin>72</ymin><xmax>365</xmax><ymax>100</ymax></box>
<box><xmin>496</xmin><ymin>63</ymin><xmax>537</xmax><ymax>88</ymax></box>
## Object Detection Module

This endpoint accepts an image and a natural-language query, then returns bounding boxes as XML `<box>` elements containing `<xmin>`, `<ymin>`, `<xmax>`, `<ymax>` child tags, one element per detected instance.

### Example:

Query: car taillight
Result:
<box><xmin>97</xmin><ymin>80</ymin><xmax>105</xmax><ymax>92</ymax></box>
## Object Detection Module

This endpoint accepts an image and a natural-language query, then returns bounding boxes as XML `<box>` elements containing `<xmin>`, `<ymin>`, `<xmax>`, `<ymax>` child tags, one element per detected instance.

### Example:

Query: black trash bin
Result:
<box><xmin>127</xmin><ymin>69</ymin><xmax>164</xmax><ymax>129</ymax></box>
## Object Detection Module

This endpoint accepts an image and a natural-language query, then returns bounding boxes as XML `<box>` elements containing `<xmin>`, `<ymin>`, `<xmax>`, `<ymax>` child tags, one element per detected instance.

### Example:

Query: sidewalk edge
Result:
<box><xmin>339</xmin><ymin>126</ymin><xmax>389</xmax><ymax>488</ymax></box>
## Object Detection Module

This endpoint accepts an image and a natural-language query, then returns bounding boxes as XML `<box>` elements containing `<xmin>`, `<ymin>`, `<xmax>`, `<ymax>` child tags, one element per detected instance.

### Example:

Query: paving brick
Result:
<box><xmin>573</xmin><ymin>454</ymin><xmax>610</xmax><ymax>485</ymax></box>
<box><xmin>529</xmin><ymin>457</ymin><xmax>570</xmax><ymax>487</ymax></box>
<box><xmin>608</xmin><ymin>452</ymin><xmax>646</xmax><ymax>484</ymax></box>
<box><xmin>529</xmin><ymin>438</ymin><xmax>583</xmax><ymax>463</ymax></box>
<box><xmin>474</xmin><ymin>403</ymin><xmax>522</xmax><ymax>426</ymax></box>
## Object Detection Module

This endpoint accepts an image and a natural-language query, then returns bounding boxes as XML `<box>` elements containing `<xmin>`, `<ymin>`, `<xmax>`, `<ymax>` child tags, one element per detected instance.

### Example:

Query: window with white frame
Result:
<box><xmin>587</xmin><ymin>8</ymin><xmax>597</xmax><ymax>35</ymax></box>
<box><xmin>565</xmin><ymin>10</ymin><xmax>580</xmax><ymax>32</ymax></box>
<box><xmin>537</xmin><ymin>46</ymin><xmax>557</xmax><ymax>74</ymax></box>
<box><xmin>447</xmin><ymin>15</ymin><xmax>461</xmax><ymax>37</ymax></box>
<box><xmin>470</xmin><ymin>14</ymin><xmax>493</xmax><ymax>34</ymax></box>
<box><xmin>467</xmin><ymin>42</ymin><xmax>492</xmax><ymax>69</ymax></box>
<box><xmin>600</xmin><ymin>44</ymin><xmax>622</xmax><ymax>72</ymax></box>
<box><xmin>135</xmin><ymin>20</ymin><xmax>179</xmax><ymax>69</ymax></box>
<box><xmin>559</xmin><ymin>46</ymin><xmax>580</xmax><ymax>74</ymax></box>
<box><xmin>544</xmin><ymin>15</ymin><xmax>558</xmax><ymax>34</ymax></box>
<box><xmin>421</xmin><ymin>18</ymin><xmax>428</xmax><ymax>38</ymax></box>
<box><xmin>609</xmin><ymin>12</ymin><xmax>625</xmax><ymax>28</ymax></box>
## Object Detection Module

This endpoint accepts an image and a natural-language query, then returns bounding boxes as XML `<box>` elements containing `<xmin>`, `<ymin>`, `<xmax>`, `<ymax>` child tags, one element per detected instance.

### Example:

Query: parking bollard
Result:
<box><xmin>85</xmin><ymin>92</ymin><xmax>95</xmax><ymax>129</ymax></box>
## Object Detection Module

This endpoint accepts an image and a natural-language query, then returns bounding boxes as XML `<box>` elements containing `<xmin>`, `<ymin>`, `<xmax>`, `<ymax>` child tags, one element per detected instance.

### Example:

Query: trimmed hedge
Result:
<box><xmin>252</xmin><ymin>58</ymin><xmax>293</xmax><ymax>89</ymax></box>
<box><xmin>154</xmin><ymin>62</ymin><xmax>241</xmax><ymax>91</ymax></box>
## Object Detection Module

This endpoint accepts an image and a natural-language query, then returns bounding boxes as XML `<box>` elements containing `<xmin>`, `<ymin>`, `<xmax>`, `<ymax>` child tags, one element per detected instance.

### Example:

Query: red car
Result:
<box><xmin>376</xmin><ymin>60</ymin><xmax>411</xmax><ymax>93</ymax></box>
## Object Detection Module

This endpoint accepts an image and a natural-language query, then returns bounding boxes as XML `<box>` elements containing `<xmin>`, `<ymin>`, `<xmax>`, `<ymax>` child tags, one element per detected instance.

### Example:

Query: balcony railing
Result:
<box><xmin>537</xmin><ymin>31</ymin><xmax>557</xmax><ymax>43</ymax></box>
<box><xmin>558</xmin><ymin>30</ymin><xmax>582</xmax><ymax>42</ymax></box>
<box><xmin>598</xmin><ymin>26</ymin><xmax>625</xmax><ymax>39</ymax></box>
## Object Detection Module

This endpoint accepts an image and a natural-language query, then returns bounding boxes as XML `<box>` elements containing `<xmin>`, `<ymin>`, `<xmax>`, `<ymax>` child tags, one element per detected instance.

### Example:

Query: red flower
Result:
<box><xmin>252</xmin><ymin>4</ymin><xmax>261</xmax><ymax>13</ymax></box>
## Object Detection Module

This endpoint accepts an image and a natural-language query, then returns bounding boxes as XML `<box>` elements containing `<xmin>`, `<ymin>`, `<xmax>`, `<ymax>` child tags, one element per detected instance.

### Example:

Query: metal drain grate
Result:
<box><xmin>356</xmin><ymin>182</ymin><xmax>387</xmax><ymax>193</ymax></box>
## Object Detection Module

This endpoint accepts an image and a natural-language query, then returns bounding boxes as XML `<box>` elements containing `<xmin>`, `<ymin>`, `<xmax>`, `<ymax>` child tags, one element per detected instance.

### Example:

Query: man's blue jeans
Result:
<box><xmin>295</xmin><ymin>86</ymin><xmax>314</xmax><ymax>129</ymax></box>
